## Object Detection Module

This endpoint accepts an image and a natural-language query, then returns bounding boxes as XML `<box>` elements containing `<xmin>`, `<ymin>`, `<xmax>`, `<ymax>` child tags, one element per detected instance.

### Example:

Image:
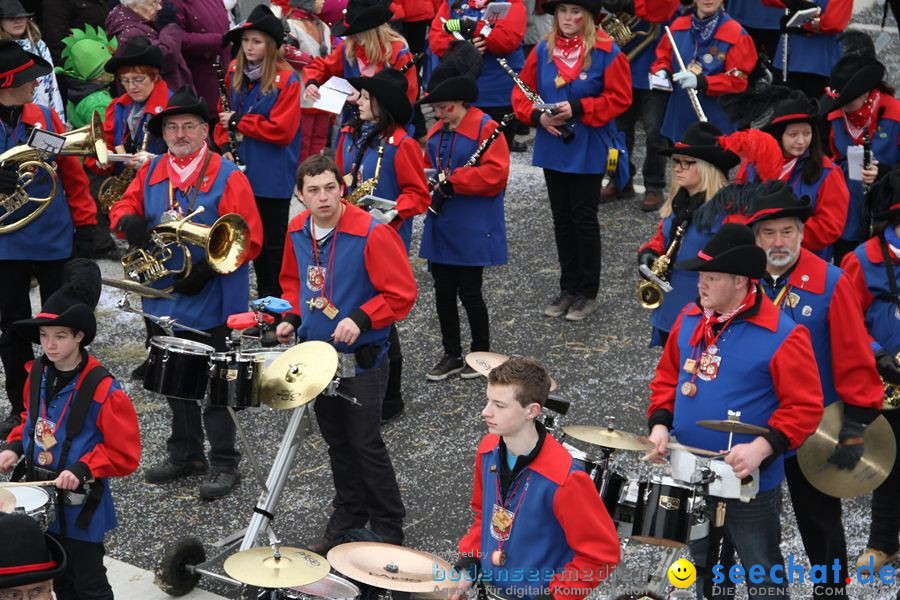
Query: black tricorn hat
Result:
<box><xmin>676</xmin><ymin>223</ymin><xmax>767</xmax><ymax>278</ymax></box>
<box><xmin>223</xmin><ymin>4</ymin><xmax>285</xmax><ymax>48</ymax></box>
<box><xmin>820</xmin><ymin>54</ymin><xmax>885</xmax><ymax>115</ymax></box>
<box><xmin>147</xmin><ymin>85</ymin><xmax>210</xmax><ymax>137</ymax></box>
<box><xmin>418</xmin><ymin>42</ymin><xmax>482</xmax><ymax>105</ymax></box>
<box><xmin>745</xmin><ymin>181</ymin><xmax>812</xmax><ymax>226</ymax></box>
<box><xmin>13</xmin><ymin>258</ymin><xmax>101</xmax><ymax>346</ymax></box>
<box><xmin>331</xmin><ymin>0</ymin><xmax>393</xmax><ymax>37</ymax></box>
<box><xmin>0</xmin><ymin>0</ymin><xmax>32</xmax><ymax>18</ymax></box>
<box><xmin>659</xmin><ymin>122</ymin><xmax>740</xmax><ymax>175</ymax></box>
<box><xmin>541</xmin><ymin>0</ymin><xmax>603</xmax><ymax>16</ymax></box>
<box><xmin>0</xmin><ymin>513</ymin><xmax>67</xmax><ymax>588</ymax></box>
<box><xmin>104</xmin><ymin>35</ymin><xmax>163</xmax><ymax>74</ymax></box>
<box><xmin>348</xmin><ymin>67</ymin><xmax>411</xmax><ymax>125</ymax></box>
<box><xmin>0</xmin><ymin>39</ymin><xmax>50</xmax><ymax>88</ymax></box>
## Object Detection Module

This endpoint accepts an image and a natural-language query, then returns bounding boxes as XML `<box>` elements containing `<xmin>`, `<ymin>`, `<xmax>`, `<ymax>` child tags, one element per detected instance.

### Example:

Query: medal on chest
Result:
<box><xmin>786</xmin><ymin>292</ymin><xmax>801</xmax><ymax>308</ymax></box>
<box><xmin>306</xmin><ymin>266</ymin><xmax>325</xmax><ymax>292</ymax></box>
<box><xmin>697</xmin><ymin>347</ymin><xmax>722</xmax><ymax>382</ymax></box>
<box><xmin>37</xmin><ymin>450</ymin><xmax>54</xmax><ymax>466</ymax></box>
<box><xmin>554</xmin><ymin>74</ymin><xmax>566</xmax><ymax>88</ymax></box>
<box><xmin>35</xmin><ymin>418</ymin><xmax>57</xmax><ymax>449</ymax></box>
<box><xmin>490</xmin><ymin>503</ymin><xmax>514</xmax><ymax>541</ymax></box>
<box><xmin>687</xmin><ymin>60</ymin><xmax>704</xmax><ymax>75</ymax></box>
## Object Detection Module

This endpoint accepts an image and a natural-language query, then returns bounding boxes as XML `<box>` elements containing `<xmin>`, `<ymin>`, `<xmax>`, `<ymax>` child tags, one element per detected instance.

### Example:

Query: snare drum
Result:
<box><xmin>208</xmin><ymin>350</ymin><xmax>281</xmax><ymax>408</ymax></box>
<box><xmin>286</xmin><ymin>573</ymin><xmax>360</xmax><ymax>600</ymax></box>
<box><xmin>3</xmin><ymin>486</ymin><xmax>56</xmax><ymax>531</ymax></box>
<box><xmin>632</xmin><ymin>476</ymin><xmax>694</xmax><ymax>548</ymax></box>
<box><xmin>144</xmin><ymin>336</ymin><xmax>215</xmax><ymax>400</ymax></box>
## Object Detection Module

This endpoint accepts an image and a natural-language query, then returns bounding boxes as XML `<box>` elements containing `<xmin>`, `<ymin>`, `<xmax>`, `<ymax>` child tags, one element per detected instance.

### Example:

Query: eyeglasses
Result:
<box><xmin>163</xmin><ymin>122</ymin><xmax>204</xmax><ymax>134</ymax></box>
<box><xmin>671</xmin><ymin>158</ymin><xmax>697</xmax><ymax>170</ymax></box>
<box><xmin>0</xmin><ymin>585</ymin><xmax>53</xmax><ymax>600</ymax></box>
<box><xmin>119</xmin><ymin>76</ymin><xmax>148</xmax><ymax>87</ymax></box>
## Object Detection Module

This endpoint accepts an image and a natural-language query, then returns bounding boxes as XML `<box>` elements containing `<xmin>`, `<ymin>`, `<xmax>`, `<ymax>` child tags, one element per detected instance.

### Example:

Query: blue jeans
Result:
<box><xmin>690</xmin><ymin>488</ymin><xmax>788</xmax><ymax>600</ymax></box>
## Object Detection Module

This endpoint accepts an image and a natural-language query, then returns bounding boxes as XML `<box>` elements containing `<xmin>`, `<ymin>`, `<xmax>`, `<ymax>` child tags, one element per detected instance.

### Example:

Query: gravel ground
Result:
<box><xmin>2</xmin><ymin>5</ymin><xmax>900</xmax><ymax>599</ymax></box>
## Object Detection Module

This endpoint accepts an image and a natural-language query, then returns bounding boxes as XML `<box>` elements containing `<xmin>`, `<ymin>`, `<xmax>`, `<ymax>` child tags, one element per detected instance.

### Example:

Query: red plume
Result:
<box><xmin>717</xmin><ymin>130</ymin><xmax>783</xmax><ymax>182</ymax></box>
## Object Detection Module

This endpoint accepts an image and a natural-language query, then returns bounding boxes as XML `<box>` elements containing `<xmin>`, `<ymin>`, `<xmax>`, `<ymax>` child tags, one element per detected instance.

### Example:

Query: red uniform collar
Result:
<box><xmin>785</xmin><ymin>248</ymin><xmax>827</xmax><ymax>295</ymax></box>
<box><xmin>149</xmin><ymin>148</ymin><xmax>222</xmax><ymax>193</ymax></box>
<box><xmin>426</xmin><ymin>106</ymin><xmax>486</xmax><ymax>141</ymax></box>
<box><xmin>477</xmin><ymin>432</ymin><xmax>573</xmax><ymax>486</ymax></box>
<box><xmin>684</xmin><ymin>288</ymin><xmax>781</xmax><ymax>333</ymax></box>
<box><xmin>864</xmin><ymin>235</ymin><xmax>900</xmax><ymax>264</ymax></box>
<box><xmin>290</xmin><ymin>201</ymin><xmax>379</xmax><ymax>238</ymax></box>
<box><xmin>116</xmin><ymin>79</ymin><xmax>169</xmax><ymax>116</ymax></box>
<box><xmin>20</xmin><ymin>103</ymin><xmax>48</xmax><ymax>129</ymax></box>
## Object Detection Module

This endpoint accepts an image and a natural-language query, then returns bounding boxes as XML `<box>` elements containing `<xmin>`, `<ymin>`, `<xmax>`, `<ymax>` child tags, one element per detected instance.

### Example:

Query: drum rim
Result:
<box><xmin>151</xmin><ymin>336</ymin><xmax>216</xmax><ymax>355</ymax></box>
<box><xmin>9</xmin><ymin>485</ymin><xmax>51</xmax><ymax>508</ymax></box>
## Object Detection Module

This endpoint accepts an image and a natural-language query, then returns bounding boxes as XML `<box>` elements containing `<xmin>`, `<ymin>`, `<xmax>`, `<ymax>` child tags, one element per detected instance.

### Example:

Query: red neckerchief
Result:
<box><xmin>552</xmin><ymin>34</ymin><xmax>584</xmax><ymax>84</ymax></box>
<box><xmin>844</xmin><ymin>89</ymin><xmax>881</xmax><ymax>144</ymax></box>
<box><xmin>689</xmin><ymin>284</ymin><xmax>757</xmax><ymax>348</ymax></box>
<box><xmin>167</xmin><ymin>145</ymin><xmax>207</xmax><ymax>191</ymax></box>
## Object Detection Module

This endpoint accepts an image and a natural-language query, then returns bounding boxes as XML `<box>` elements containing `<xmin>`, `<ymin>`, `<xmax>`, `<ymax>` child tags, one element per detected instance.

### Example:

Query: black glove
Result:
<box><xmin>172</xmin><ymin>261</ymin><xmax>214</xmax><ymax>296</ymax></box>
<box><xmin>435</xmin><ymin>179</ymin><xmax>453</xmax><ymax>198</ymax></box>
<box><xmin>875</xmin><ymin>349</ymin><xmax>900</xmax><ymax>385</ymax></box>
<box><xmin>638</xmin><ymin>249</ymin><xmax>659</xmax><ymax>280</ymax></box>
<box><xmin>156</xmin><ymin>1</ymin><xmax>178</xmax><ymax>28</ymax></box>
<box><xmin>0</xmin><ymin>163</ymin><xmax>19</xmax><ymax>196</ymax></box>
<box><xmin>72</xmin><ymin>225</ymin><xmax>96</xmax><ymax>259</ymax></box>
<box><xmin>443</xmin><ymin>17</ymin><xmax>478</xmax><ymax>39</ymax></box>
<box><xmin>116</xmin><ymin>213</ymin><xmax>148</xmax><ymax>247</ymax></box>
<box><xmin>827</xmin><ymin>417</ymin><xmax>866</xmax><ymax>470</ymax></box>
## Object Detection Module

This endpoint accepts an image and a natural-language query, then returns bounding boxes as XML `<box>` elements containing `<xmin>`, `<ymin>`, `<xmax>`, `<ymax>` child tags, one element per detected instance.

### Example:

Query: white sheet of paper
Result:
<box><xmin>847</xmin><ymin>145</ymin><xmax>864</xmax><ymax>181</ymax></box>
<box><xmin>649</xmin><ymin>72</ymin><xmax>672</xmax><ymax>92</ymax></box>
<box><xmin>312</xmin><ymin>77</ymin><xmax>355</xmax><ymax>114</ymax></box>
<box><xmin>107</xmin><ymin>153</ymin><xmax>138</xmax><ymax>163</ymax></box>
<box><xmin>786</xmin><ymin>7</ymin><xmax>819</xmax><ymax>28</ymax></box>
<box><xmin>483</xmin><ymin>2</ymin><xmax>510</xmax><ymax>22</ymax></box>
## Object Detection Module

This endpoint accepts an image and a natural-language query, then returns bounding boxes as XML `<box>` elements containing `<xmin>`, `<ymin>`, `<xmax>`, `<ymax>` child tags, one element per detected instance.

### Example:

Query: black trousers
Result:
<box><xmin>868</xmin><ymin>408</ymin><xmax>900</xmax><ymax>555</ymax></box>
<box><xmin>0</xmin><ymin>259</ymin><xmax>66</xmax><ymax>416</ymax></box>
<box><xmin>49</xmin><ymin>535</ymin><xmax>113</xmax><ymax>600</ymax></box>
<box><xmin>383</xmin><ymin>325</ymin><xmax>403</xmax><ymax>414</ymax></box>
<box><xmin>744</xmin><ymin>26</ymin><xmax>781</xmax><ymax>62</ymax></box>
<box><xmin>315</xmin><ymin>360</ymin><xmax>405</xmax><ymax>543</ymax></box>
<box><xmin>617</xmin><ymin>87</ymin><xmax>668</xmax><ymax>192</ymax></box>
<box><xmin>543</xmin><ymin>169</ymin><xmax>603</xmax><ymax>299</ymax></box>
<box><xmin>254</xmin><ymin>196</ymin><xmax>290</xmax><ymax>299</ymax></box>
<box><xmin>480</xmin><ymin>105</ymin><xmax>517</xmax><ymax>148</ymax></box>
<box><xmin>784</xmin><ymin>455</ymin><xmax>848</xmax><ymax>597</ymax></box>
<box><xmin>431</xmin><ymin>263</ymin><xmax>489</xmax><ymax>357</ymax></box>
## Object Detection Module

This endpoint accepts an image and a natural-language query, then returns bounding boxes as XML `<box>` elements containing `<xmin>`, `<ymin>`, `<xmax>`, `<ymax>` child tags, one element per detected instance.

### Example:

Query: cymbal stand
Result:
<box><xmin>115</xmin><ymin>293</ymin><xmax>211</xmax><ymax>337</ymax></box>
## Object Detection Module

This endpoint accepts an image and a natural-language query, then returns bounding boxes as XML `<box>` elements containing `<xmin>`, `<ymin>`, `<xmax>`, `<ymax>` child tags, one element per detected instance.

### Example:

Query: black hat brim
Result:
<box><xmin>104</xmin><ymin>46</ymin><xmax>163</xmax><ymax>74</ymax></box>
<box><xmin>0</xmin><ymin>532</ymin><xmax>67</xmax><ymax>588</ymax></box>
<box><xmin>13</xmin><ymin>304</ymin><xmax>96</xmax><ymax>346</ymax></box>
<box><xmin>541</xmin><ymin>0</ymin><xmax>601</xmax><ymax>15</ymax></box>
<box><xmin>331</xmin><ymin>6</ymin><xmax>393</xmax><ymax>37</ymax></box>
<box><xmin>746</xmin><ymin>205</ymin><xmax>813</xmax><ymax>227</ymax></box>
<box><xmin>348</xmin><ymin>74</ymin><xmax>412</xmax><ymax>124</ymax></box>
<box><xmin>820</xmin><ymin>63</ymin><xmax>886</xmax><ymax>114</ymax></box>
<box><xmin>4</xmin><ymin>52</ymin><xmax>51</xmax><ymax>88</ymax></box>
<box><xmin>223</xmin><ymin>17</ymin><xmax>284</xmax><ymax>49</ymax></box>
<box><xmin>147</xmin><ymin>101</ymin><xmax>210</xmax><ymax>137</ymax></box>
<box><xmin>658</xmin><ymin>144</ymin><xmax>740</xmax><ymax>175</ymax></box>
<box><xmin>676</xmin><ymin>246</ymin><xmax>767</xmax><ymax>279</ymax></box>
<box><xmin>418</xmin><ymin>76</ymin><xmax>478</xmax><ymax>104</ymax></box>
<box><xmin>761</xmin><ymin>114</ymin><xmax>818</xmax><ymax>136</ymax></box>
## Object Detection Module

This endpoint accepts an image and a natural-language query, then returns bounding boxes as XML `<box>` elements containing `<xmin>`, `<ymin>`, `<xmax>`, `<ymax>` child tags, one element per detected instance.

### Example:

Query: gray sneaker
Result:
<box><xmin>565</xmin><ymin>297</ymin><xmax>598</xmax><ymax>321</ymax></box>
<box><xmin>460</xmin><ymin>364</ymin><xmax>481</xmax><ymax>379</ymax></box>
<box><xmin>543</xmin><ymin>293</ymin><xmax>577</xmax><ymax>317</ymax></box>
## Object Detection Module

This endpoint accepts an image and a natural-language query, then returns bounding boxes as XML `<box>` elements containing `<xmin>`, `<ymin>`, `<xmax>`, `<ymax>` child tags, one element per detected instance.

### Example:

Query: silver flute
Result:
<box><xmin>664</xmin><ymin>25</ymin><xmax>707</xmax><ymax>123</ymax></box>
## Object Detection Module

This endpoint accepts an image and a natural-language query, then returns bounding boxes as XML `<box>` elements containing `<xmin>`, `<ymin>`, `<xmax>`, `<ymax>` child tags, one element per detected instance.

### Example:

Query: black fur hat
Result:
<box><xmin>418</xmin><ymin>42</ymin><xmax>482</xmax><ymax>104</ymax></box>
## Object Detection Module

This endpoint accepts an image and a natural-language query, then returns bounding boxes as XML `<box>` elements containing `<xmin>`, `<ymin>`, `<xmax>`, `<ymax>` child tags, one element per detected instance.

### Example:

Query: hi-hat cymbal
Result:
<box><xmin>465</xmin><ymin>352</ymin><xmax>558</xmax><ymax>391</ymax></box>
<box><xmin>696</xmin><ymin>419</ymin><xmax>770</xmax><ymax>436</ymax></box>
<box><xmin>0</xmin><ymin>489</ymin><xmax>15</xmax><ymax>512</ymax></box>
<box><xmin>327</xmin><ymin>542</ymin><xmax>453</xmax><ymax>593</ymax></box>
<box><xmin>261</xmin><ymin>341</ymin><xmax>338</xmax><ymax>409</ymax></box>
<box><xmin>564</xmin><ymin>425</ymin><xmax>654</xmax><ymax>452</ymax></box>
<box><xmin>223</xmin><ymin>546</ymin><xmax>329</xmax><ymax>589</ymax></box>
<box><xmin>101</xmin><ymin>277</ymin><xmax>175</xmax><ymax>300</ymax></box>
<box><xmin>797</xmin><ymin>402</ymin><xmax>896</xmax><ymax>498</ymax></box>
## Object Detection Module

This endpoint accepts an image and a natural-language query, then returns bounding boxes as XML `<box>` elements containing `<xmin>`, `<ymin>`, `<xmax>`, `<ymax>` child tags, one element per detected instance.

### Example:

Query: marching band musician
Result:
<box><xmin>512</xmin><ymin>0</ymin><xmax>631</xmax><ymax>322</ymax></box>
<box><xmin>747</xmin><ymin>182</ymin><xmax>882</xmax><ymax>599</ymax></box>
<box><xmin>839</xmin><ymin>169</ymin><xmax>900</xmax><ymax>576</ymax></box>
<box><xmin>214</xmin><ymin>4</ymin><xmax>302</xmax><ymax>299</ymax></box>
<box><xmin>646</xmin><ymin>223</ymin><xmax>823</xmax><ymax>599</ymax></box>
<box><xmin>429</xmin><ymin>0</ymin><xmax>528</xmax><ymax>152</ymax></box>
<box><xmin>650</xmin><ymin>0</ymin><xmax>757</xmax><ymax>143</ymax></box>
<box><xmin>638</xmin><ymin>122</ymin><xmax>738</xmax><ymax>348</ymax></box>
<box><xmin>450</xmin><ymin>357</ymin><xmax>619</xmax><ymax>600</ymax></box>
<box><xmin>110</xmin><ymin>86</ymin><xmax>263</xmax><ymax>500</ymax></box>
<box><xmin>276</xmin><ymin>153</ymin><xmax>416</xmax><ymax>554</ymax></box>
<box><xmin>0</xmin><ymin>40</ymin><xmax>97</xmax><ymax>440</ymax></box>
<box><xmin>417</xmin><ymin>42</ymin><xmax>509</xmax><ymax>382</ymax></box>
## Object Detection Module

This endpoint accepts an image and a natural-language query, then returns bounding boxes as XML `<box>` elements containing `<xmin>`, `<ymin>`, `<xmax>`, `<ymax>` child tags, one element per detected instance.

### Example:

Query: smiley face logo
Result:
<box><xmin>667</xmin><ymin>558</ymin><xmax>697</xmax><ymax>588</ymax></box>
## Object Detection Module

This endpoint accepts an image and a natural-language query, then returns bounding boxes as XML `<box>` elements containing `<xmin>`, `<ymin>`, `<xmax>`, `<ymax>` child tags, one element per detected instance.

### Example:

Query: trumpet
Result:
<box><xmin>345</xmin><ymin>140</ymin><xmax>385</xmax><ymax>206</ymax></box>
<box><xmin>637</xmin><ymin>221</ymin><xmax>686</xmax><ymax>310</ymax></box>
<box><xmin>120</xmin><ymin>206</ymin><xmax>251</xmax><ymax>292</ymax></box>
<box><xmin>601</xmin><ymin>13</ymin><xmax>661</xmax><ymax>62</ymax></box>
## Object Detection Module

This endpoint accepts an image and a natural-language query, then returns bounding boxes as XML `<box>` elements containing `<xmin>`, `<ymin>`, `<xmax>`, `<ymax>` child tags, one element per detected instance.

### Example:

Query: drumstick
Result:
<box><xmin>0</xmin><ymin>480</ymin><xmax>57</xmax><ymax>488</ymax></box>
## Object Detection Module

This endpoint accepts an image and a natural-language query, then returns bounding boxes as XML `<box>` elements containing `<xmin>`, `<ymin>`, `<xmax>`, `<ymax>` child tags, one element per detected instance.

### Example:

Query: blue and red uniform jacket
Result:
<box><xmin>648</xmin><ymin>294</ymin><xmax>823</xmax><ymax>492</ymax></box>
<box><xmin>458</xmin><ymin>432</ymin><xmax>619</xmax><ymax>600</ymax></box>
<box><xmin>726</xmin><ymin>0</ymin><xmax>782</xmax><ymax>31</ymax></box>
<box><xmin>109</xmin><ymin>151</ymin><xmax>264</xmax><ymax>330</ymax></box>
<box><xmin>337</xmin><ymin>123</ymin><xmax>429</xmax><ymax>251</ymax></box>
<box><xmin>213</xmin><ymin>61</ymin><xmax>302</xmax><ymax>200</ymax></box>
<box><xmin>842</xmin><ymin>237</ymin><xmax>900</xmax><ymax>355</ymax></box>
<box><xmin>739</xmin><ymin>154</ymin><xmax>849</xmax><ymax>261</ymax></box>
<box><xmin>829</xmin><ymin>94</ymin><xmax>900</xmax><ymax>242</ymax></box>
<box><xmin>7</xmin><ymin>353</ymin><xmax>140</xmax><ymax>543</ymax></box>
<box><xmin>0</xmin><ymin>103</ymin><xmax>96</xmax><ymax>261</ymax></box>
<box><xmin>629</xmin><ymin>0</ymin><xmax>681</xmax><ymax>90</ymax></box>
<box><xmin>279</xmin><ymin>202</ymin><xmax>417</xmax><ymax>369</ymax></box>
<box><xmin>429</xmin><ymin>0</ymin><xmax>526</xmax><ymax>108</ymax></box>
<box><xmin>512</xmin><ymin>36</ymin><xmax>631</xmax><ymax>180</ymax></box>
<box><xmin>651</xmin><ymin>11</ymin><xmax>757</xmax><ymax>142</ymax></box>
<box><xmin>764</xmin><ymin>0</ymin><xmax>851</xmax><ymax>77</ymax></box>
<box><xmin>420</xmin><ymin>108</ymin><xmax>508</xmax><ymax>267</ymax></box>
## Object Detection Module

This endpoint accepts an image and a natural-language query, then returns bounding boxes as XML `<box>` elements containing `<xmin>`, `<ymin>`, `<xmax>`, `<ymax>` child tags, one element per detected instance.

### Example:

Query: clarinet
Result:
<box><xmin>399</xmin><ymin>52</ymin><xmax>425</xmax><ymax>74</ymax></box>
<box><xmin>428</xmin><ymin>114</ymin><xmax>515</xmax><ymax>215</ymax></box>
<box><xmin>862</xmin><ymin>132</ymin><xmax>872</xmax><ymax>194</ymax></box>
<box><xmin>215</xmin><ymin>56</ymin><xmax>244</xmax><ymax>169</ymax></box>
<box><xmin>496</xmin><ymin>58</ymin><xmax>575</xmax><ymax>144</ymax></box>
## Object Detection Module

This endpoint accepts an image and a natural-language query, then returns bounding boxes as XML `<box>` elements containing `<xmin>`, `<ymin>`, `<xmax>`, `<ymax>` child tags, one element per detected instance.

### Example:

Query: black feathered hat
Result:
<box><xmin>104</xmin><ymin>35</ymin><xmax>163</xmax><ymax>74</ymax></box>
<box><xmin>676</xmin><ymin>223</ymin><xmax>767</xmax><ymax>278</ymax></box>
<box><xmin>0</xmin><ymin>39</ymin><xmax>50</xmax><ymax>88</ymax></box>
<box><xmin>820</xmin><ymin>32</ymin><xmax>885</xmax><ymax>114</ymax></box>
<box><xmin>348</xmin><ymin>68</ymin><xmax>411</xmax><ymax>124</ymax></box>
<box><xmin>0</xmin><ymin>513</ymin><xmax>66</xmax><ymax>588</ymax></box>
<box><xmin>418</xmin><ymin>42</ymin><xmax>482</xmax><ymax>105</ymax></box>
<box><xmin>147</xmin><ymin>85</ymin><xmax>210</xmax><ymax>138</ymax></box>
<box><xmin>658</xmin><ymin>122</ymin><xmax>740</xmax><ymax>175</ymax></box>
<box><xmin>13</xmin><ymin>259</ymin><xmax>101</xmax><ymax>346</ymax></box>
<box><xmin>223</xmin><ymin>4</ymin><xmax>285</xmax><ymax>48</ymax></box>
<box><xmin>331</xmin><ymin>0</ymin><xmax>393</xmax><ymax>37</ymax></box>
<box><xmin>745</xmin><ymin>181</ymin><xmax>812</xmax><ymax>226</ymax></box>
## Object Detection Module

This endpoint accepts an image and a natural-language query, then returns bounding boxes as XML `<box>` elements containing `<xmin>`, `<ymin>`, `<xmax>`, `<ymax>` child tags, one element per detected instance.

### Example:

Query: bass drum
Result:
<box><xmin>144</xmin><ymin>336</ymin><xmax>215</xmax><ymax>400</ymax></box>
<box><xmin>208</xmin><ymin>350</ymin><xmax>281</xmax><ymax>408</ymax></box>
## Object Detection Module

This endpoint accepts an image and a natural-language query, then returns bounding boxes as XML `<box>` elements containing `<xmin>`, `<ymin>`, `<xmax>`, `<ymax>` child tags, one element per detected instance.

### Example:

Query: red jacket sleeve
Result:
<box><xmin>650</xmin><ymin>30</ymin><xmax>674</xmax><ymax>75</ymax></box>
<box><xmin>52</xmin><ymin>109</ymin><xmax>97</xmax><ymax>227</ymax></box>
<box><xmin>447</xmin><ymin>122</ymin><xmax>510</xmax><ymax>196</ymax></box>
<box><xmin>647</xmin><ymin>307</ymin><xmax>688</xmax><ymax>419</ymax></box>
<box><xmin>389</xmin><ymin>50</ymin><xmax>419</xmax><ymax>105</ymax></box>
<box><xmin>801</xmin><ymin>165</ymin><xmax>848</xmax><ymax>251</ymax></box>
<box><xmin>457</xmin><ymin>445</ymin><xmax>485</xmax><ymax>559</ymax></box>
<box><xmin>575</xmin><ymin>50</ymin><xmax>632</xmax><ymax>127</ymax></box>
<box><xmin>392</xmin><ymin>137</ymin><xmax>430</xmax><ymax>221</ymax></box>
<box><xmin>218</xmin><ymin>169</ymin><xmax>264</xmax><ymax>261</ymax></box>
<box><xmin>359</xmin><ymin>223</ymin><xmax>417</xmax><ymax>328</ymax></box>
<box><xmin>704</xmin><ymin>32</ymin><xmax>756</xmax><ymax>96</ymax></box>
<box><xmin>511</xmin><ymin>47</ymin><xmax>538</xmax><ymax>125</ymax></box>
<box><xmin>549</xmin><ymin>471</ymin><xmax>619</xmax><ymax>600</ymax></box>
<box><xmin>109</xmin><ymin>160</ymin><xmax>151</xmax><ymax>233</ymax></box>
<box><xmin>840</xmin><ymin>249</ymin><xmax>875</xmax><ymax>313</ymax></box>
<box><xmin>302</xmin><ymin>43</ymin><xmax>345</xmax><ymax>87</ymax></box>
<box><xmin>279</xmin><ymin>217</ymin><xmax>303</xmax><ymax>322</ymax></box>
<box><xmin>76</xmin><ymin>385</ymin><xmax>141</xmax><ymax>479</ymax></box>
<box><xmin>768</xmin><ymin>325</ymin><xmax>824</xmax><ymax>449</ymax></box>
<box><xmin>812</xmin><ymin>0</ymin><xmax>851</xmax><ymax>33</ymax></box>
<box><xmin>639</xmin><ymin>219</ymin><xmax>666</xmax><ymax>256</ymax></box>
<box><xmin>481</xmin><ymin>0</ymin><xmax>526</xmax><ymax>56</ymax></box>
<box><xmin>429</xmin><ymin>2</ymin><xmax>455</xmax><ymax>58</ymax></box>
<box><xmin>827</xmin><ymin>273</ymin><xmax>884</xmax><ymax>410</ymax></box>
<box><xmin>635</xmin><ymin>0</ymin><xmax>680</xmax><ymax>22</ymax></box>
<box><xmin>234</xmin><ymin>75</ymin><xmax>302</xmax><ymax>146</ymax></box>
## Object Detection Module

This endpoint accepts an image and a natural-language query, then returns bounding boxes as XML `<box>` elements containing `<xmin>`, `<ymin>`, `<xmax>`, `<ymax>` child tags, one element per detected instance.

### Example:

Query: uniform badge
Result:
<box><xmin>683</xmin><ymin>358</ymin><xmax>698</xmax><ymax>374</ymax></box>
<box><xmin>306</xmin><ymin>266</ymin><xmax>325</xmax><ymax>292</ymax></box>
<box><xmin>697</xmin><ymin>351</ymin><xmax>721</xmax><ymax>381</ymax></box>
<box><xmin>681</xmin><ymin>381</ymin><xmax>698</xmax><ymax>397</ymax></box>
<box><xmin>490</xmin><ymin>504</ymin><xmax>514</xmax><ymax>541</ymax></box>
<box><xmin>579</xmin><ymin>72</ymin><xmax>588</xmax><ymax>80</ymax></box>
<box><xmin>702</xmin><ymin>53</ymin><xmax>713</xmax><ymax>64</ymax></box>
<box><xmin>688</xmin><ymin>61</ymin><xmax>703</xmax><ymax>75</ymax></box>
<box><xmin>802</xmin><ymin>305</ymin><xmax>812</xmax><ymax>317</ymax></box>
<box><xmin>787</xmin><ymin>292</ymin><xmax>801</xmax><ymax>308</ymax></box>
<box><xmin>554</xmin><ymin>74</ymin><xmax>566</xmax><ymax>88</ymax></box>
<box><xmin>35</xmin><ymin>418</ymin><xmax>56</xmax><ymax>449</ymax></box>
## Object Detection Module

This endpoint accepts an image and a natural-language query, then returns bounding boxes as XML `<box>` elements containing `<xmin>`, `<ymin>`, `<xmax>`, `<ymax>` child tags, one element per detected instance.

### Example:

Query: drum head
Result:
<box><xmin>151</xmin><ymin>336</ymin><xmax>215</xmax><ymax>355</ymax></box>
<box><xmin>289</xmin><ymin>573</ymin><xmax>360</xmax><ymax>599</ymax></box>
<box><xmin>9</xmin><ymin>486</ymin><xmax>50</xmax><ymax>510</ymax></box>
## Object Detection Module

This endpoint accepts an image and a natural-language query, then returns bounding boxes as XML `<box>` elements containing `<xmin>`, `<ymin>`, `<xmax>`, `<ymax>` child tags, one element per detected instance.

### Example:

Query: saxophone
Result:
<box><xmin>637</xmin><ymin>221</ymin><xmax>687</xmax><ymax>310</ymax></box>
<box><xmin>98</xmin><ymin>123</ymin><xmax>150</xmax><ymax>214</ymax></box>
<box><xmin>345</xmin><ymin>140</ymin><xmax>386</xmax><ymax>206</ymax></box>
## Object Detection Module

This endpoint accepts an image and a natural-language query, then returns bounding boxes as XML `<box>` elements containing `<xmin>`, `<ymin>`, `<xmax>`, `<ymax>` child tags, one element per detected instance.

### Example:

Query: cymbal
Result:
<box><xmin>101</xmin><ymin>277</ymin><xmax>175</xmax><ymax>300</ymax></box>
<box><xmin>667</xmin><ymin>442</ymin><xmax>728</xmax><ymax>457</ymax></box>
<box><xmin>224</xmin><ymin>546</ymin><xmax>329</xmax><ymax>588</ymax></box>
<box><xmin>261</xmin><ymin>341</ymin><xmax>338</xmax><ymax>409</ymax></box>
<box><xmin>563</xmin><ymin>425</ymin><xmax>654</xmax><ymax>452</ymax></box>
<box><xmin>797</xmin><ymin>402</ymin><xmax>896</xmax><ymax>498</ymax></box>
<box><xmin>327</xmin><ymin>542</ymin><xmax>454</xmax><ymax>593</ymax></box>
<box><xmin>0</xmin><ymin>489</ymin><xmax>15</xmax><ymax>512</ymax></box>
<box><xmin>464</xmin><ymin>352</ymin><xmax>558</xmax><ymax>392</ymax></box>
<box><xmin>696</xmin><ymin>419</ymin><xmax>769</xmax><ymax>436</ymax></box>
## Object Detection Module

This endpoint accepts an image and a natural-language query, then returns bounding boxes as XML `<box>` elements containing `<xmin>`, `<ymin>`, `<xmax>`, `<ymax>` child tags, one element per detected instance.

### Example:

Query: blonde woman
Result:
<box><xmin>638</xmin><ymin>122</ymin><xmax>739</xmax><ymax>347</ymax></box>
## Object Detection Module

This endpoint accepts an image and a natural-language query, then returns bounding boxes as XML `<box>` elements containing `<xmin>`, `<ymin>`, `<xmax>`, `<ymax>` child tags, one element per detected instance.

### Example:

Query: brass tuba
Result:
<box><xmin>120</xmin><ymin>206</ymin><xmax>250</xmax><ymax>292</ymax></box>
<box><xmin>884</xmin><ymin>351</ymin><xmax>900</xmax><ymax>410</ymax></box>
<box><xmin>0</xmin><ymin>112</ymin><xmax>108</xmax><ymax>234</ymax></box>
<box><xmin>601</xmin><ymin>13</ymin><xmax>661</xmax><ymax>62</ymax></box>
